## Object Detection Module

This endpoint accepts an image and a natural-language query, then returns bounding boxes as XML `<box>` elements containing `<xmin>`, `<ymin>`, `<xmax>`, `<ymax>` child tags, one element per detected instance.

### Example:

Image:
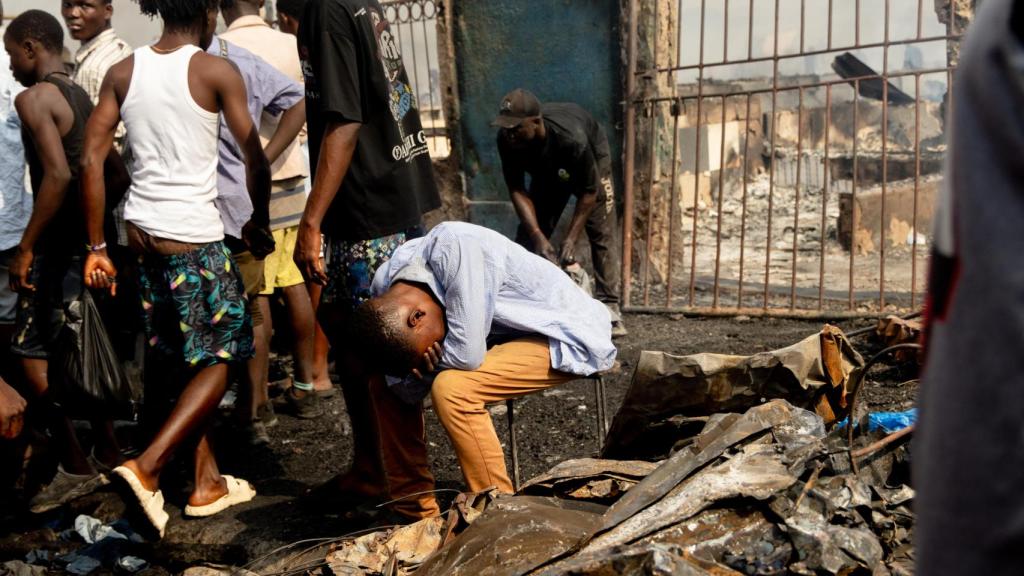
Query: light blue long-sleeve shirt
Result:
<box><xmin>0</xmin><ymin>46</ymin><xmax>29</xmax><ymax>252</ymax></box>
<box><xmin>372</xmin><ymin>222</ymin><xmax>617</xmax><ymax>403</ymax></box>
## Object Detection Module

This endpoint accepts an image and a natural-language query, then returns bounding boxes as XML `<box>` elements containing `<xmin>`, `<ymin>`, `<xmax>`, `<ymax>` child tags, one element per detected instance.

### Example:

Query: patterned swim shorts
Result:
<box><xmin>322</xmin><ymin>228</ymin><xmax>422</xmax><ymax>312</ymax></box>
<box><xmin>137</xmin><ymin>241</ymin><xmax>254</xmax><ymax>369</ymax></box>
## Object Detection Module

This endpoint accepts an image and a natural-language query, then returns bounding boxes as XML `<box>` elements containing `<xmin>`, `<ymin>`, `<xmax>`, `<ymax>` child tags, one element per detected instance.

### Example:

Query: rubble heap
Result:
<box><xmin>311</xmin><ymin>398</ymin><xmax>912</xmax><ymax>576</ymax></box>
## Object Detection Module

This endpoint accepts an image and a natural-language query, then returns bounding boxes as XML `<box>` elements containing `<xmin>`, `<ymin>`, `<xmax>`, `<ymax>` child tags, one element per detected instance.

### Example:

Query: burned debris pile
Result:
<box><xmin>256</xmin><ymin>325</ymin><xmax>918</xmax><ymax>576</ymax></box>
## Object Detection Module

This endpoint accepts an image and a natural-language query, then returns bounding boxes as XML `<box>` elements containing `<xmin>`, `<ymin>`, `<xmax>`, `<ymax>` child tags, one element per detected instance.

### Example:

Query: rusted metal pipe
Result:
<box><xmin>621</xmin><ymin>305</ymin><xmax>881</xmax><ymax>320</ymax></box>
<box><xmin>852</xmin><ymin>424</ymin><xmax>915</xmax><ymax>460</ymax></box>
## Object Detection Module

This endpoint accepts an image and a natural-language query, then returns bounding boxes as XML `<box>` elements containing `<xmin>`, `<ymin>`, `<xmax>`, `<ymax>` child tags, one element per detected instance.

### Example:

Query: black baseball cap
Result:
<box><xmin>492</xmin><ymin>89</ymin><xmax>542</xmax><ymax>129</ymax></box>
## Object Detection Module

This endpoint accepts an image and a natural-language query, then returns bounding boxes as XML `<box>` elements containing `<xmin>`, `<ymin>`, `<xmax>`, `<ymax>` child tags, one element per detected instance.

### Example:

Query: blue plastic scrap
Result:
<box><xmin>867</xmin><ymin>409</ymin><xmax>917</xmax><ymax>433</ymax></box>
<box><xmin>837</xmin><ymin>409</ymin><xmax>917</xmax><ymax>434</ymax></box>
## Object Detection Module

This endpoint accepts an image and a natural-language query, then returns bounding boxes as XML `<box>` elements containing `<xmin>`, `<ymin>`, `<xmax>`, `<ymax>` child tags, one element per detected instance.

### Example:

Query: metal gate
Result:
<box><xmin>382</xmin><ymin>0</ymin><xmax>450</xmax><ymax>158</ymax></box>
<box><xmin>621</xmin><ymin>0</ymin><xmax>966</xmax><ymax>317</ymax></box>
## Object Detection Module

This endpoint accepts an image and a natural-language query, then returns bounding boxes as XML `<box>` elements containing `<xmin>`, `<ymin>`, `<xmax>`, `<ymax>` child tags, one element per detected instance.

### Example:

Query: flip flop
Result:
<box><xmin>111</xmin><ymin>465</ymin><xmax>169</xmax><ymax>538</ymax></box>
<box><xmin>183</xmin><ymin>475</ymin><xmax>256</xmax><ymax>518</ymax></box>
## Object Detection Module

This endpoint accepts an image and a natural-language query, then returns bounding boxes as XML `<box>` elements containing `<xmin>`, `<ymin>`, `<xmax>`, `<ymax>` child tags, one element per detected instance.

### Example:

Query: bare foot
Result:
<box><xmin>188</xmin><ymin>475</ymin><xmax>228</xmax><ymax>507</ymax></box>
<box><xmin>121</xmin><ymin>459</ymin><xmax>159</xmax><ymax>492</ymax></box>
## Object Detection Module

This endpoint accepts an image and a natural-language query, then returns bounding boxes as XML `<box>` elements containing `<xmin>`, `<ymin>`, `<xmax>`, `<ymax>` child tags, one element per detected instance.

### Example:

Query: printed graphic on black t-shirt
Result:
<box><xmin>299</xmin><ymin>0</ymin><xmax>439</xmax><ymax>241</ymax></box>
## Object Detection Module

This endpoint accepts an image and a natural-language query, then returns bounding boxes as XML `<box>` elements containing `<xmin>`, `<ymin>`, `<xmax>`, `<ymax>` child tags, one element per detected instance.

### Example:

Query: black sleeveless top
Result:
<box><xmin>21</xmin><ymin>72</ymin><xmax>93</xmax><ymax>255</ymax></box>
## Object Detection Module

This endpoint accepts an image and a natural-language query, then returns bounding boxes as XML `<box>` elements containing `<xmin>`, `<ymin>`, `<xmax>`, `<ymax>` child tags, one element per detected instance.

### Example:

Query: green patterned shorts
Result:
<box><xmin>137</xmin><ymin>241</ymin><xmax>253</xmax><ymax>369</ymax></box>
<box><xmin>322</xmin><ymin>227</ymin><xmax>422</xmax><ymax>312</ymax></box>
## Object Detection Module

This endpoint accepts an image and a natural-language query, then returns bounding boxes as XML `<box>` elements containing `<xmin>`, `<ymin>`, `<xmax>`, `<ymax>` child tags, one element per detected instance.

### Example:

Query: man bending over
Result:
<box><xmin>348</xmin><ymin>221</ymin><xmax>617</xmax><ymax>520</ymax></box>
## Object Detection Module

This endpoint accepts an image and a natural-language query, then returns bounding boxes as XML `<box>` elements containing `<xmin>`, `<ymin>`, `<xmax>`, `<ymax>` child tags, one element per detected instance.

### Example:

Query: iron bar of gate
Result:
<box><xmin>764</xmin><ymin>0</ymin><xmax>780</xmax><ymax>311</ymax></box>
<box><xmin>912</xmin><ymin>73</ymin><xmax>921</xmax><ymax>310</ymax></box>
<box><xmin>746</xmin><ymin>0</ymin><xmax>754</xmax><ymax>61</ymax></box>
<box><xmin>827</xmin><ymin>0</ymin><xmax>833</xmax><ymax>50</ymax></box>
<box><xmin>420</xmin><ymin>5</ymin><xmax>439</xmax><ymax>120</ymax></box>
<box><xmin>621</xmin><ymin>0</ymin><xmax>638</xmax><ymax>309</ymax></box>
<box><xmin>819</xmin><ymin>84</ymin><xmax>832</xmax><ymax>310</ymax></box>
<box><xmin>647</xmin><ymin>33</ymin><xmax>961</xmax><ymax>77</ymax></box>
<box><xmin>631</xmin><ymin>66</ymin><xmax>956</xmax><ymax>104</ymax></box>
<box><xmin>666</xmin><ymin>101</ymin><xmax>682</xmax><ymax>306</ymax></box>
<box><xmin>800</xmin><ymin>0</ymin><xmax>806</xmax><ymax>54</ymax></box>
<box><xmin>791</xmin><ymin>88</ymin><xmax>803</xmax><ymax>310</ymax></box>
<box><xmin>643</xmin><ymin>103</ymin><xmax>657</xmax><ymax>306</ymax></box>
<box><xmin>856</xmin><ymin>0</ymin><xmax>861</xmax><ymax>45</ymax></box>
<box><xmin>880</xmin><ymin>0</ymin><xmax>891</xmax><ymax>311</ymax></box>
<box><xmin>624</xmin><ymin>306</ymin><xmax>879</xmax><ymax>320</ymax></box>
<box><xmin>850</xmin><ymin>80</ymin><xmax>859</xmax><ymax>310</ymax></box>
<box><xmin>713</xmin><ymin>95</ymin><xmax>727</xmax><ymax>308</ymax></box>
<box><xmin>738</xmin><ymin>93</ymin><xmax>751</xmax><ymax>308</ymax></box>
<box><xmin>686</xmin><ymin>0</ymin><xmax>707</xmax><ymax>307</ymax></box>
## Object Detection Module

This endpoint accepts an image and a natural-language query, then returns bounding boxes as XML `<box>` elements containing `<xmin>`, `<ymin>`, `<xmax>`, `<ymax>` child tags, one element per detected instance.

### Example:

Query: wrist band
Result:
<box><xmin>86</xmin><ymin>241</ymin><xmax>107</xmax><ymax>252</ymax></box>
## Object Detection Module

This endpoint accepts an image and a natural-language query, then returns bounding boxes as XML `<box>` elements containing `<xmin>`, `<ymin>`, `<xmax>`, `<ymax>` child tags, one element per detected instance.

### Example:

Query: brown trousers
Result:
<box><xmin>370</xmin><ymin>336</ymin><xmax>575</xmax><ymax>518</ymax></box>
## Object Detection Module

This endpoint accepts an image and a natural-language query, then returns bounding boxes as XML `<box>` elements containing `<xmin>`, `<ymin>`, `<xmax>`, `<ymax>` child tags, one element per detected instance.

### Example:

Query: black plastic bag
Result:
<box><xmin>57</xmin><ymin>290</ymin><xmax>134</xmax><ymax>415</ymax></box>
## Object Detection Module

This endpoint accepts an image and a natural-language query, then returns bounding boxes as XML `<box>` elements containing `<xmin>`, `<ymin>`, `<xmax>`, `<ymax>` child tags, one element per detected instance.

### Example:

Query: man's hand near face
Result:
<box><xmin>411</xmin><ymin>341</ymin><xmax>443</xmax><ymax>381</ymax></box>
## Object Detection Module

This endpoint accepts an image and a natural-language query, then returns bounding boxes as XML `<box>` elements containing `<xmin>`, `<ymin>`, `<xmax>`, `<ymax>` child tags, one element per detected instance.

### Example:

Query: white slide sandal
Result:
<box><xmin>183</xmin><ymin>475</ymin><xmax>257</xmax><ymax>518</ymax></box>
<box><xmin>111</xmin><ymin>465</ymin><xmax>169</xmax><ymax>538</ymax></box>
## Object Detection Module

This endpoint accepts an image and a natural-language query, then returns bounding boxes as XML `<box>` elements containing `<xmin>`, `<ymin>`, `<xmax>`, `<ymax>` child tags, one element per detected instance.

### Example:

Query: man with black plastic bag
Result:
<box><xmin>4</xmin><ymin>10</ymin><xmax>129</xmax><ymax>513</ymax></box>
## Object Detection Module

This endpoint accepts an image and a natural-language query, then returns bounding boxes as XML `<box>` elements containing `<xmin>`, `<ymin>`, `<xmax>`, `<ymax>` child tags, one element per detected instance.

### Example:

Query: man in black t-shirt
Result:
<box><xmin>294</xmin><ymin>0</ymin><xmax>441</xmax><ymax>507</ymax></box>
<box><xmin>495</xmin><ymin>89</ymin><xmax>625</xmax><ymax>337</ymax></box>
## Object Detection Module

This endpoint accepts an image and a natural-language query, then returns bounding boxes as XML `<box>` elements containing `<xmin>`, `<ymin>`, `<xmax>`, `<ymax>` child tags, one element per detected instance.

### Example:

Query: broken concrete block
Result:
<box><xmin>837</xmin><ymin>177</ymin><xmax>938</xmax><ymax>255</ymax></box>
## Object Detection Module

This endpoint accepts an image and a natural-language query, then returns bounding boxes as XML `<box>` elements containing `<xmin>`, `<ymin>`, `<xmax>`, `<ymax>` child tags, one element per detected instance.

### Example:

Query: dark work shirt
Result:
<box><xmin>21</xmin><ymin>73</ymin><xmax>90</xmax><ymax>255</ymax></box>
<box><xmin>498</xmin><ymin>102</ymin><xmax>611</xmax><ymax>197</ymax></box>
<box><xmin>298</xmin><ymin>0</ymin><xmax>440</xmax><ymax>241</ymax></box>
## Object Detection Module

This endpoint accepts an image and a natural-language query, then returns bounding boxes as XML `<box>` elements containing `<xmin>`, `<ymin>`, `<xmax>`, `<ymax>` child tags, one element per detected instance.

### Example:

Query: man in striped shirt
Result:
<box><xmin>62</xmin><ymin>0</ymin><xmax>132</xmax><ymax>150</ymax></box>
<box><xmin>63</xmin><ymin>0</ymin><xmax>132</xmax><ymax>247</ymax></box>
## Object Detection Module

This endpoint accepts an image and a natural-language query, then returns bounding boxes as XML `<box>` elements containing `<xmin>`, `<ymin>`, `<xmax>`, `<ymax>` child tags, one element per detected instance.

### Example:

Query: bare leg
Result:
<box><xmin>125</xmin><ymin>363</ymin><xmax>229</xmax><ymax>491</ymax></box>
<box><xmin>239</xmin><ymin>313</ymin><xmax>270</xmax><ymax>422</ymax></box>
<box><xmin>307</xmin><ymin>282</ymin><xmax>331</xmax><ymax>391</ymax></box>
<box><xmin>189</xmin><ymin>432</ymin><xmax>227</xmax><ymax>506</ymax></box>
<box><xmin>90</xmin><ymin>419</ymin><xmax>123</xmax><ymax>468</ymax></box>
<box><xmin>21</xmin><ymin>357</ymin><xmax>91</xmax><ymax>475</ymax></box>
<box><xmin>278</xmin><ymin>284</ymin><xmax>315</xmax><ymax>388</ymax></box>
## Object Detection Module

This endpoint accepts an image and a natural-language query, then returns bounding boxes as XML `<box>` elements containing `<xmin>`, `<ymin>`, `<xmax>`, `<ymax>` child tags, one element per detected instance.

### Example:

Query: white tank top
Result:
<box><xmin>122</xmin><ymin>45</ymin><xmax>223</xmax><ymax>243</ymax></box>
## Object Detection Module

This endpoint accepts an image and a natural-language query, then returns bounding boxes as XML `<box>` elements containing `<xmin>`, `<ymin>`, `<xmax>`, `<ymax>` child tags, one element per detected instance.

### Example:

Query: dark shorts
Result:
<box><xmin>322</xmin><ymin>228</ymin><xmax>422</xmax><ymax>312</ymax></box>
<box><xmin>137</xmin><ymin>241</ymin><xmax>253</xmax><ymax>369</ymax></box>
<box><xmin>11</xmin><ymin>252</ymin><xmax>83</xmax><ymax>359</ymax></box>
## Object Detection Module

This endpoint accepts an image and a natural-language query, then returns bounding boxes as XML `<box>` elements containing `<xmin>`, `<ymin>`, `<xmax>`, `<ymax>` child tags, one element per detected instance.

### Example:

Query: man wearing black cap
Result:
<box><xmin>494</xmin><ymin>89</ymin><xmax>625</xmax><ymax>337</ymax></box>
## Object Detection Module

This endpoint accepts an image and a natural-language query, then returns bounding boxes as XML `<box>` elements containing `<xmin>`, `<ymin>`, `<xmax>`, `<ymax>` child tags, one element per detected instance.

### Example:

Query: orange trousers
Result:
<box><xmin>369</xmin><ymin>336</ymin><xmax>574</xmax><ymax>518</ymax></box>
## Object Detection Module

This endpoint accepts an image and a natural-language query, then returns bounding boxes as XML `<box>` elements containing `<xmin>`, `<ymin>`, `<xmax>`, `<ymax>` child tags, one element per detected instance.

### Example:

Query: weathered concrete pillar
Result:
<box><xmin>630</xmin><ymin>0</ymin><xmax>679</xmax><ymax>286</ymax></box>
<box><xmin>934</xmin><ymin>0</ymin><xmax>976</xmax><ymax>67</ymax></box>
<box><xmin>423</xmin><ymin>0</ymin><xmax>468</xmax><ymax>229</ymax></box>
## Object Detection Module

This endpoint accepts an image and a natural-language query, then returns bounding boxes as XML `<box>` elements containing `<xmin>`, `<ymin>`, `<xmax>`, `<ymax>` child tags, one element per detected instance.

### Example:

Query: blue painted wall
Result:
<box><xmin>453</xmin><ymin>0</ymin><xmax>623</xmax><ymax>238</ymax></box>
